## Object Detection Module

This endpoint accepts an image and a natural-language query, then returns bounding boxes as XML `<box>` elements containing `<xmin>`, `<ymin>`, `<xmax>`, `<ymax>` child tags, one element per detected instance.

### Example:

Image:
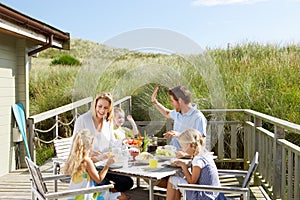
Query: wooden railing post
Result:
<box><xmin>73</xmin><ymin>108</ymin><xmax>78</xmax><ymax>120</ymax></box>
<box><xmin>88</xmin><ymin>101</ymin><xmax>92</xmax><ymax>110</ymax></box>
<box><xmin>166</xmin><ymin>119</ymin><xmax>173</xmax><ymax>144</ymax></box>
<box><xmin>230</xmin><ymin>124</ymin><xmax>237</xmax><ymax>160</ymax></box>
<box><xmin>243</xmin><ymin>113</ymin><xmax>251</xmax><ymax>169</ymax></box>
<box><xmin>273</xmin><ymin>125</ymin><xmax>285</xmax><ymax>199</ymax></box>
<box><xmin>254</xmin><ymin>117</ymin><xmax>262</xmax><ymax>154</ymax></box>
<box><xmin>124</xmin><ymin>99</ymin><xmax>130</xmax><ymax>116</ymax></box>
<box><xmin>55</xmin><ymin>115</ymin><xmax>59</xmax><ymax>138</ymax></box>
<box><xmin>27</xmin><ymin>118</ymin><xmax>35</xmax><ymax>162</ymax></box>
<box><xmin>129</xmin><ymin>97</ymin><xmax>132</xmax><ymax>114</ymax></box>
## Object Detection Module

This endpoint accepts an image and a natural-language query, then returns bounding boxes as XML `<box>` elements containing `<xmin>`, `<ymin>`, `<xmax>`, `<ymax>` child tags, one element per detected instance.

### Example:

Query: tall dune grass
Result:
<box><xmin>31</xmin><ymin>40</ymin><xmax>300</xmax><ymax>132</ymax></box>
<box><xmin>30</xmin><ymin>40</ymin><xmax>300</xmax><ymax>164</ymax></box>
<box><xmin>208</xmin><ymin>43</ymin><xmax>300</xmax><ymax>123</ymax></box>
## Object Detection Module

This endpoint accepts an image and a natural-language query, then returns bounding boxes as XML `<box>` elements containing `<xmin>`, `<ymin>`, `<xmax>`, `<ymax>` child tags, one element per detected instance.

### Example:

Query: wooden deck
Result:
<box><xmin>0</xmin><ymin>161</ymin><xmax>271</xmax><ymax>200</ymax></box>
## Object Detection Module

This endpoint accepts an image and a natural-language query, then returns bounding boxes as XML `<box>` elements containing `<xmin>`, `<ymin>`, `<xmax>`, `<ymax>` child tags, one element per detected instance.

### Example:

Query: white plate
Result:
<box><xmin>156</xmin><ymin>155</ymin><xmax>176</xmax><ymax>161</ymax></box>
<box><xmin>164</xmin><ymin>159</ymin><xmax>190</xmax><ymax>167</ymax></box>
<box><xmin>135</xmin><ymin>158</ymin><xmax>149</xmax><ymax>164</ymax></box>
<box><xmin>95</xmin><ymin>161</ymin><xmax>123</xmax><ymax>169</ymax></box>
<box><xmin>163</xmin><ymin>161</ymin><xmax>180</xmax><ymax>168</ymax></box>
<box><xmin>109</xmin><ymin>163</ymin><xmax>123</xmax><ymax>169</ymax></box>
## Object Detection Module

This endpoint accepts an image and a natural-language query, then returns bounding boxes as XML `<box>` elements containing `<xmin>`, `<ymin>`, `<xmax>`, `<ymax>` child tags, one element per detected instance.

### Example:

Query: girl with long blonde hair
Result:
<box><xmin>65</xmin><ymin>129</ymin><xmax>116</xmax><ymax>199</ymax></box>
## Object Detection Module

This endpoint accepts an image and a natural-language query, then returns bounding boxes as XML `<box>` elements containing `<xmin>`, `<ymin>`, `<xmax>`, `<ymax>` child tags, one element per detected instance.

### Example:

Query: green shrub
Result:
<box><xmin>35</xmin><ymin>144</ymin><xmax>54</xmax><ymax>165</ymax></box>
<box><xmin>51</xmin><ymin>55</ymin><xmax>81</xmax><ymax>66</ymax></box>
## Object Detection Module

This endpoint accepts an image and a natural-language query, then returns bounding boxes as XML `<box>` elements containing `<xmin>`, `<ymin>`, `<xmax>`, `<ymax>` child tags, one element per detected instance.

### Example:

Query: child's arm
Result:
<box><xmin>127</xmin><ymin>115</ymin><xmax>140</xmax><ymax>136</ymax></box>
<box><xmin>86</xmin><ymin>156</ymin><xmax>115</xmax><ymax>184</ymax></box>
<box><xmin>174</xmin><ymin>161</ymin><xmax>201</xmax><ymax>184</ymax></box>
<box><xmin>183</xmin><ymin>165</ymin><xmax>201</xmax><ymax>184</ymax></box>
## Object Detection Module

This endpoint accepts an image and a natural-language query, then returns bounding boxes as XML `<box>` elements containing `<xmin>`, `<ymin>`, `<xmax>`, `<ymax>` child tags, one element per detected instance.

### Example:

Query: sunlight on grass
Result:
<box><xmin>30</xmin><ymin>39</ymin><xmax>300</xmax><ymax>164</ymax></box>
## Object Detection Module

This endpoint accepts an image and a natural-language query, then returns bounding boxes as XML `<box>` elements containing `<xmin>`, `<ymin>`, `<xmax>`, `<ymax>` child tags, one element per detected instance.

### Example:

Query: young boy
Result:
<box><xmin>113</xmin><ymin>107</ymin><xmax>139</xmax><ymax>139</ymax></box>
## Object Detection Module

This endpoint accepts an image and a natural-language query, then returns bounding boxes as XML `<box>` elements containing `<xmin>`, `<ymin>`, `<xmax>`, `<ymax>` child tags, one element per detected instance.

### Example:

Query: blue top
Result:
<box><xmin>169</xmin><ymin>107</ymin><xmax>207</xmax><ymax>150</ymax></box>
<box><xmin>186</xmin><ymin>153</ymin><xmax>226</xmax><ymax>200</ymax></box>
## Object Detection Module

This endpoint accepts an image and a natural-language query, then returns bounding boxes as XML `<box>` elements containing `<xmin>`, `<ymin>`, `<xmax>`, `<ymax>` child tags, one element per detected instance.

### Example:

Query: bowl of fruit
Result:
<box><xmin>135</xmin><ymin>152</ymin><xmax>154</xmax><ymax>164</ymax></box>
<box><xmin>155</xmin><ymin>148</ymin><xmax>176</xmax><ymax>161</ymax></box>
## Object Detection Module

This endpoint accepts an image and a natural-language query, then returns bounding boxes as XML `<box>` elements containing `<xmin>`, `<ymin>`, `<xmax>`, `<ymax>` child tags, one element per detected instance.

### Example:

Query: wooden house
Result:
<box><xmin>0</xmin><ymin>3</ymin><xmax>70</xmax><ymax>176</ymax></box>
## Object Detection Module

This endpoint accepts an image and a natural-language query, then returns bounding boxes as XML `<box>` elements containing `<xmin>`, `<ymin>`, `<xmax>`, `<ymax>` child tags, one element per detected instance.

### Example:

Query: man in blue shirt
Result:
<box><xmin>151</xmin><ymin>86</ymin><xmax>207</xmax><ymax>157</ymax></box>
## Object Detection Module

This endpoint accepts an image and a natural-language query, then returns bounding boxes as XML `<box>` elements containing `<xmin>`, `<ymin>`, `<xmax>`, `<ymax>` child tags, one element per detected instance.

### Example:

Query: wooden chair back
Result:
<box><xmin>178</xmin><ymin>152</ymin><xmax>260</xmax><ymax>200</ymax></box>
<box><xmin>25</xmin><ymin>156</ymin><xmax>47</xmax><ymax>199</ymax></box>
<box><xmin>53</xmin><ymin>137</ymin><xmax>72</xmax><ymax>176</ymax></box>
<box><xmin>242</xmin><ymin>151</ymin><xmax>259</xmax><ymax>188</ymax></box>
<box><xmin>53</xmin><ymin>137</ymin><xmax>72</xmax><ymax>160</ymax></box>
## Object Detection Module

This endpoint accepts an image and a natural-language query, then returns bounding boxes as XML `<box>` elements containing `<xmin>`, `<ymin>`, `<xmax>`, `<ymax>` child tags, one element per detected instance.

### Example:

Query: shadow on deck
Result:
<box><xmin>0</xmin><ymin>161</ymin><xmax>270</xmax><ymax>200</ymax></box>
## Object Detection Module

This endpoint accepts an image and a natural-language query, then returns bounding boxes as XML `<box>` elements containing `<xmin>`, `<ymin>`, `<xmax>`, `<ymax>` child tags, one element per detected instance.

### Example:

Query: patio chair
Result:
<box><xmin>25</xmin><ymin>156</ymin><xmax>113</xmax><ymax>200</ymax></box>
<box><xmin>178</xmin><ymin>152</ymin><xmax>259</xmax><ymax>200</ymax></box>
<box><xmin>52</xmin><ymin>137</ymin><xmax>72</xmax><ymax>175</ymax></box>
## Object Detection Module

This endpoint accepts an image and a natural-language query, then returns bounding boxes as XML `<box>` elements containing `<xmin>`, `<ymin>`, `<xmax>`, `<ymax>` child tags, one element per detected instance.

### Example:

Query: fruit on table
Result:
<box><xmin>137</xmin><ymin>152</ymin><xmax>154</xmax><ymax>160</ymax></box>
<box><xmin>156</xmin><ymin>149</ymin><xmax>175</xmax><ymax>156</ymax></box>
<box><xmin>129</xmin><ymin>147</ymin><xmax>139</xmax><ymax>161</ymax></box>
<box><xmin>124</xmin><ymin>139</ymin><xmax>142</xmax><ymax>147</ymax></box>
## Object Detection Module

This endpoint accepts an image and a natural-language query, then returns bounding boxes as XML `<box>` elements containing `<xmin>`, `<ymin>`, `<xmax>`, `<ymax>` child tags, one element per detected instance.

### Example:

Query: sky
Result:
<box><xmin>1</xmin><ymin>0</ymin><xmax>300</xmax><ymax>50</ymax></box>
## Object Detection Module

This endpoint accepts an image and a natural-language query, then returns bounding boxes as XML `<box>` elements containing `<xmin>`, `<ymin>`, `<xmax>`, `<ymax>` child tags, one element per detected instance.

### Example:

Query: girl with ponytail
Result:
<box><xmin>166</xmin><ymin>128</ymin><xmax>226</xmax><ymax>200</ymax></box>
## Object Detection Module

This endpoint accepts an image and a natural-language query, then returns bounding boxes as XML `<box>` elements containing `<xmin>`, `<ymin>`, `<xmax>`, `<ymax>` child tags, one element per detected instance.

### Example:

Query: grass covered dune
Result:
<box><xmin>30</xmin><ymin>39</ymin><xmax>300</xmax><ymax>163</ymax></box>
<box><xmin>31</xmin><ymin>39</ymin><xmax>300</xmax><ymax>124</ymax></box>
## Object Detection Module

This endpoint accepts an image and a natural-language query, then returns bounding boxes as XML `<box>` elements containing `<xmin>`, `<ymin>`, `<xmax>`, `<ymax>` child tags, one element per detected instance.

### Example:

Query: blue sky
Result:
<box><xmin>1</xmin><ymin>0</ymin><xmax>300</xmax><ymax>49</ymax></box>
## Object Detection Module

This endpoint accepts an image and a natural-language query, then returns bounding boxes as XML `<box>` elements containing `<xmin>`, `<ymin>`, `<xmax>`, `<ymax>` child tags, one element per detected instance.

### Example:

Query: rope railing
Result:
<box><xmin>29</xmin><ymin>96</ymin><xmax>131</xmax><ymax>147</ymax></box>
<box><xmin>58</xmin><ymin>115</ymin><xmax>77</xmax><ymax>126</ymax></box>
<box><xmin>34</xmin><ymin>135</ymin><xmax>59</xmax><ymax>144</ymax></box>
<box><xmin>33</xmin><ymin>115</ymin><xmax>77</xmax><ymax>134</ymax></box>
<box><xmin>27</xmin><ymin>96</ymin><xmax>131</xmax><ymax>163</ymax></box>
<box><xmin>34</xmin><ymin>123</ymin><xmax>57</xmax><ymax>133</ymax></box>
<box><xmin>34</xmin><ymin>134</ymin><xmax>69</xmax><ymax>144</ymax></box>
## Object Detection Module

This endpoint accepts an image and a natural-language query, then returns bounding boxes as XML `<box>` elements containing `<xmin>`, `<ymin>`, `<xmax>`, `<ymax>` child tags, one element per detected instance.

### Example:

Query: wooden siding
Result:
<box><xmin>15</xmin><ymin>39</ymin><xmax>28</xmax><ymax>112</ymax></box>
<box><xmin>0</xmin><ymin>32</ymin><xmax>29</xmax><ymax>175</ymax></box>
<box><xmin>0</xmin><ymin>33</ymin><xmax>16</xmax><ymax>176</ymax></box>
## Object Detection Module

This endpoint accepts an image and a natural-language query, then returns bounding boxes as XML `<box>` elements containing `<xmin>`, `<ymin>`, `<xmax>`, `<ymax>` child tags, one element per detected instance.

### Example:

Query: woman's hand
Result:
<box><xmin>96</xmin><ymin>152</ymin><xmax>112</xmax><ymax>161</ymax></box>
<box><xmin>90</xmin><ymin>150</ymin><xmax>101</xmax><ymax>157</ymax></box>
<box><xmin>90</xmin><ymin>150</ymin><xmax>102</xmax><ymax>162</ymax></box>
<box><xmin>106</xmin><ymin>155</ymin><xmax>116</xmax><ymax>167</ymax></box>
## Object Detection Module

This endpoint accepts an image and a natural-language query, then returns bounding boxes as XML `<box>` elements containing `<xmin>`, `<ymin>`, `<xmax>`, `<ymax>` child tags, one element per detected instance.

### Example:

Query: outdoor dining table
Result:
<box><xmin>96</xmin><ymin>159</ymin><xmax>187</xmax><ymax>200</ymax></box>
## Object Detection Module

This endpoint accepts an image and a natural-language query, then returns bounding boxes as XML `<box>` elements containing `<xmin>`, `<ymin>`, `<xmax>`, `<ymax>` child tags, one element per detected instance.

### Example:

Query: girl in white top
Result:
<box><xmin>64</xmin><ymin>129</ymin><xmax>119</xmax><ymax>199</ymax></box>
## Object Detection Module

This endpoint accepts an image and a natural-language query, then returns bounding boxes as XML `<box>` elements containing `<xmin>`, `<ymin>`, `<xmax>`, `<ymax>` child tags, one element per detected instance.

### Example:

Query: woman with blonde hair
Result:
<box><xmin>166</xmin><ymin>128</ymin><xmax>225</xmax><ymax>200</ymax></box>
<box><xmin>72</xmin><ymin>92</ymin><xmax>133</xmax><ymax>198</ymax></box>
<box><xmin>73</xmin><ymin>92</ymin><xmax>116</xmax><ymax>160</ymax></box>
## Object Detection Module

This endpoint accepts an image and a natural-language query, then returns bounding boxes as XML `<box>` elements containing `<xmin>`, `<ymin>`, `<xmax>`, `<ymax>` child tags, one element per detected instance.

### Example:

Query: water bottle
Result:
<box><xmin>122</xmin><ymin>149</ymin><xmax>130</xmax><ymax>168</ymax></box>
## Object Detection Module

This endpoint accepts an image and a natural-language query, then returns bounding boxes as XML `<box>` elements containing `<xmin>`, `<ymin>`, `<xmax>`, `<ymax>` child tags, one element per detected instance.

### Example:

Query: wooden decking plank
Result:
<box><xmin>0</xmin><ymin>161</ymin><xmax>269</xmax><ymax>200</ymax></box>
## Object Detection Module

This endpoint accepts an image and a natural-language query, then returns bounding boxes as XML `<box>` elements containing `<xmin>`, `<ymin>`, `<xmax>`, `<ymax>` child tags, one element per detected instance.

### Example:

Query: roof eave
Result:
<box><xmin>0</xmin><ymin>3</ymin><xmax>70</xmax><ymax>52</ymax></box>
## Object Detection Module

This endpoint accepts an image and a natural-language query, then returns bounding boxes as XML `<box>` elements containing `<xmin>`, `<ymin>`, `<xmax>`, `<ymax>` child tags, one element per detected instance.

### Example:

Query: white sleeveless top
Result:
<box><xmin>68</xmin><ymin>172</ymin><xmax>107</xmax><ymax>200</ymax></box>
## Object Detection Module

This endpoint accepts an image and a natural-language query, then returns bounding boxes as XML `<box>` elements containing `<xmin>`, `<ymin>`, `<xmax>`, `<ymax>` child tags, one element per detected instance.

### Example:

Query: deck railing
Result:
<box><xmin>27</xmin><ymin>97</ymin><xmax>300</xmax><ymax>200</ymax></box>
<box><xmin>243</xmin><ymin>109</ymin><xmax>300</xmax><ymax>200</ymax></box>
<box><xmin>201</xmin><ymin>109</ymin><xmax>300</xmax><ymax>199</ymax></box>
<box><xmin>27</xmin><ymin>96</ymin><xmax>132</xmax><ymax>161</ymax></box>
